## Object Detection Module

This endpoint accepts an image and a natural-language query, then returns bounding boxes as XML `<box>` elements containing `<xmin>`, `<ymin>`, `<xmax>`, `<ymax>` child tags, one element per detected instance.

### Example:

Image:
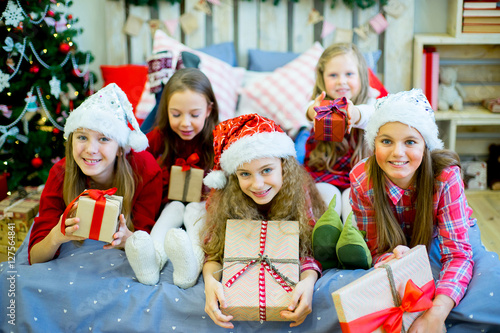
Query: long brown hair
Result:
<box><xmin>308</xmin><ymin>43</ymin><xmax>370</xmax><ymax>172</ymax></box>
<box><xmin>201</xmin><ymin>157</ymin><xmax>327</xmax><ymax>263</ymax></box>
<box><xmin>156</xmin><ymin>68</ymin><xmax>219</xmax><ymax>170</ymax></box>
<box><xmin>63</xmin><ymin>133</ymin><xmax>136</xmax><ymax>229</ymax></box>
<box><xmin>367</xmin><ymin>148</ymin><xmax>460</xmax><ymax>254</ymax></box>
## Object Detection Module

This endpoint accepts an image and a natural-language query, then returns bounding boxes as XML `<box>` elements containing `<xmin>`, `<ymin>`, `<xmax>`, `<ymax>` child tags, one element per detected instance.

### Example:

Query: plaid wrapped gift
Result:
<box><xmin>332</xmin><ymin>245</ymin><xmax>435</xmax><ymax>333</ymax></box>
<box><xmin>61</xmin><ymin>188</ymin><xmax>123</xmax><ymax>243</ymax></box>
<box><xmin>222</xmin><ymin>220</ymin><xmax>300</xmax><ymax>321</ymax></box>
<box><xmin>314</xmin><ymin>97</ymin><xmax>348</xmax><ymax>142</ymax></box>
<box><xmin>167</xmin><ymin>153</ymin><xmax>204</xmax><ymax>203</ymax></box>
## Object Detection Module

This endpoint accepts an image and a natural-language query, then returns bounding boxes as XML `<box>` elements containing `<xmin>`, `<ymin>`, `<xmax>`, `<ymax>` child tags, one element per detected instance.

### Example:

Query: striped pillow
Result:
<box><xmin>152</xmin><ymin>30</ymin><xmax>244</xmax><ymax>121</ymax></box>
<box><xmin>239</xmin><ymin>42</ymin><xmax>324</xmax><ymax>137</ymax></box>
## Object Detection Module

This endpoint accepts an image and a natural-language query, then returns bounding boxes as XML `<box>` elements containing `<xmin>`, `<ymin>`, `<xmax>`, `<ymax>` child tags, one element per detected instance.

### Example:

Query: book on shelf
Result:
<box><xmin>463</xmin><ymin>9</ymin><xmax>500</xmax><ymax>17</ymax></box>
<box><xmin>421</xmin><ymin>48</ymin><xmax>439</xmax><ymax>111</ymax></box>
<box><xmin>463</xmin><ymin>24</ymin><xmax>500</xmax><ymax>32</ymax></box>
<box><xmin>463</xmin><ymin>16</ymin><xmax>500</xmax><ymax>24</ymax></box>
<box><xmin>483</xmin><ymin>98</ymin><xmax>500</xmax><ymax>113</ymax></box>
<box><xmin>463</xmin><ymin>1</ymin><xmax>500</xmax><ymax>10</ymax></box>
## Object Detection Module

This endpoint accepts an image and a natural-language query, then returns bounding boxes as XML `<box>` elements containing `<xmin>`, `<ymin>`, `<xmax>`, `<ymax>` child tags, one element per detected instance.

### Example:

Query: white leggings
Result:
<box><xmin>315</xmin><ymin>182</ymin><xmax>352</xmax><ymax>225</ymax></box>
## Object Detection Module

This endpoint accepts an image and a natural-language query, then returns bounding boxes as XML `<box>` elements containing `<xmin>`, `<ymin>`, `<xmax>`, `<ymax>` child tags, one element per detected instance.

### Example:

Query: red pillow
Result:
<box><xmin>100</xmin><ymin>65</ymin><xmax>148</xmax><ymax>114</ymax></box>
<box><xmin>368</xmin><ymin>68</ymin><xmax>389</xmax><ymax>99</ymax></box>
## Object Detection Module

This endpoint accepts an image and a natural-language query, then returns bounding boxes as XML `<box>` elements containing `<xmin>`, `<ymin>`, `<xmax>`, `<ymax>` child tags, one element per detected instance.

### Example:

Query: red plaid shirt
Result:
<box><xmin>304</xmin><ymin>128</ymin><xmax>353</xmax><ymax>190</ymax></box>
<box><xmin>349</xmin><ymin>159</ymin><xmax>474</xmax><ymax>305</ymax></box>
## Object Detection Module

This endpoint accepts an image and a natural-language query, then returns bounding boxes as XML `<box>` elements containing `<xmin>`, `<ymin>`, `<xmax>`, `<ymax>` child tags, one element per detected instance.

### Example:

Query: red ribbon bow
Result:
<box><xmin>314</xmin><ymin>97</ymin><xmax>348</xmax><ymax>121</ymax></box>
<box><xmin>340</xmin><ymin>279</ymin><xmax>435</xmax><ymax>333</ymax></box>
<box><xmin>175</xmin><ymin>153</ymin><xmax>201</xmax><ymax>172</ymax></box>
<box><xmin>61</xmin><ymin>188</ymin><xmax>118</xmax><ymax>240</ymax></box>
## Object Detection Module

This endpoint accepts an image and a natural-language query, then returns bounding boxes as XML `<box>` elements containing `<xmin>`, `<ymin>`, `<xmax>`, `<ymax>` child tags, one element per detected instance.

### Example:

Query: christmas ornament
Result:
<box><xmin>308</xmin><ymin>9</ymin><xmax>323</xmax><ymax>25</ymax></box>
<box><xmin>49</xmin><ymin>76</ymin><xmax>62</xmax><ymax>98</ymax></box>
<box><xmin>53</xmin><ymin>127</ymin><xmax>60</xmax><ymax>134</ymax></box>
<box><xmin>47</xmin><ymin>10</ymin><xmax>55</xmax><ymax>17</ymax></box>
<box><xmin>194</xmin><ymin>0</ymin><xmax>211</xmax><ymax>16</ymax></box>
<box><xmin>6</xmin><ymin>58</ymin><xmax>15</xmax><ymax>73</ymax></box>
<box><xmin>0</xmin><ymin>105</ymin><xmax>12</xmax><ymax>119</ymax></box>
<box><xmin>31</xmin><ymin>157</ymin><xmax>43</xmax><ymax>169</ymax></box>
<box><xmin>25</xmin><ymin>92</ymin><xmax>38</xmax><ymax>112</ymax></box>
<box><xmin>0</xmin><ymin>70</ymin><xmax>10</xmax><ymax>93</ymax></box>
<box><xmin>67</xmin><ymin>14</ymin><xmax>73</xmax><ymax>20</ymax></box>
<box><xmin>59</xmin><ymin>42</ymin><xmax>71</xmax><ymax>54</ymax></box>
<box><xmin>2</xmin><ymin>36</ymin><xmax>23</xmax><ymax>54</ymax></box>
<box><xmin>29</xmin><ymin>64</ymin><xmax>40</xmax><ymax>74</ymax></box>
<box><xmin>1</xmin><ymin>0</ymin><xmax>24</xmax><ymax>27</ymax></box>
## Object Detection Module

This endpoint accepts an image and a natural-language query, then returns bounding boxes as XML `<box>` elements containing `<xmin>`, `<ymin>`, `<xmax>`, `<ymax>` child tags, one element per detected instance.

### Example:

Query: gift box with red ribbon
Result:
<box><xmin>221</xmin><ymin>220</ymin><xmax>300</xmax><ymax>321</ymax></box>
<box><xmin>167</xmin><ymin>153</ymin><xmax>204</xmax><ymax>203</ymax></box>
<box><xmin>61</xmin><ymin>188</ymin><xmax>123</xmax><ymax>243</ymax></box>
<box><xmin>332</xmin><ymin>245</ymin><xmax>435</xmax><ymax>333</ymax></box>
<box><xmin>314</xmin><ymin>97</ymin><xmax>348</xmax><ymax>142</ymax></box>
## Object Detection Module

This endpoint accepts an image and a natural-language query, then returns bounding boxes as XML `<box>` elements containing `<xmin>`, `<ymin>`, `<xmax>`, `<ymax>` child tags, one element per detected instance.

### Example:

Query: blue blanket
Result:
<box><xmin>1</xmin><ymin>223</ymin><xmax>499</xmax><ymax>332</ymax></box>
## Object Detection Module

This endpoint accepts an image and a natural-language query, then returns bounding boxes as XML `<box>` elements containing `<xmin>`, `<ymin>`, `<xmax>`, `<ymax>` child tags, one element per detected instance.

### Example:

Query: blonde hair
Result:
<box><xmin>63</xmin><ymin>133</ymin><xmax>137</xmax><ymax>230</ymax></box>
<box><xmin>308</xmin><ymin>43</ymin><xmax>370</xmax><ymax>172</ymax></box>
<box><xmin>367</xmin><ymin>148</ymin><xmax>460</xmax><ymax>255</ymax></box>
<box><xmin>201</xmin><ymin>157</ymin><xmax>327</xmax><ymax>263</ymax></box>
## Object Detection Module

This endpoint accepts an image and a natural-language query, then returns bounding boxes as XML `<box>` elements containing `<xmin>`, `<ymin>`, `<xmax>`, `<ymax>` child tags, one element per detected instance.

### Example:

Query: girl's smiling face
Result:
<box><xmin>322</xmin><ymin>52</ymin><xmax>361</xmax><ymax>101</ymax></box>
<box><xmin>236</xmin><ymin>157</ymin><xmax>283</xmax><ymax>205</ymax></box>
<box><xmin>72</xmin><ymin>128</ymin><xmax>120</xmax><ymax>186</ymax></box>
<box><xmin>374</xmin><ymin>122</ymin><xmax>426</xmax><ymax>189</ymax></box>
<box><xmin>168</xmin><ymin>89</ymin><xmax>212</xmax><ymax>141</ymax></box>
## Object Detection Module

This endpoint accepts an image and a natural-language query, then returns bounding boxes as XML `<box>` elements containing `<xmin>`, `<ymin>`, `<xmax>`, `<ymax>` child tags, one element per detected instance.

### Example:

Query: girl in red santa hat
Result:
<box><xmin>201</xmin><ymin>113</ymin><xmax>327</xmax><ymax>329</ymax></box>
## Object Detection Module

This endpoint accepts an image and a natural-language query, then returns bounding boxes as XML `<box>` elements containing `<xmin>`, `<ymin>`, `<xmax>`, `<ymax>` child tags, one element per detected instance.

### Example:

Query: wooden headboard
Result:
<box><xmin>104</xmin><ymin>0</ymin><xmax>416</xmax><ymax>93</ymax></box>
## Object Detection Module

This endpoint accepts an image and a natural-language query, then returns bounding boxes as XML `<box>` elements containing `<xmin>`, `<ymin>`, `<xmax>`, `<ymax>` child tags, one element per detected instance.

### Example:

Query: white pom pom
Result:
<box><xmin>203</xmin><ymin>170</ymin><xmax>227</xmax><ymax>189</ymax></box>
<box><xmin>128</xmin><ymin>130</ymin><xmax>149</xmax><ymax>152</ymax></box>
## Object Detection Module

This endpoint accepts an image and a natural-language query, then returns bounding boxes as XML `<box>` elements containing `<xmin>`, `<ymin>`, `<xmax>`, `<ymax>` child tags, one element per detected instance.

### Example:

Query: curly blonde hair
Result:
<box><xmin>201</xmin><ymin>157</ymin><xmax>327</xmax><ymax>263</ymax></box>
<box><xmin>308</xmin><ymin>43</ymin><xmax>371</xmax><ymax>172</ymax></box>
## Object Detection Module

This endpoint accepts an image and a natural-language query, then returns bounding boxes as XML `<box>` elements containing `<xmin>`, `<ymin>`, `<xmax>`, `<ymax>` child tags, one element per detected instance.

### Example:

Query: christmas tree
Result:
<box><xmin>0</xmin><ymin>0</ymin><xmax>96</xmax><ymax>192</ymax></box>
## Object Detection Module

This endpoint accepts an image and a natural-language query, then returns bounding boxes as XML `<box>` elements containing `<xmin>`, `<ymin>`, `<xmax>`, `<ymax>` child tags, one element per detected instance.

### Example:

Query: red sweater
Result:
<box><xmin>28</xmin><ymin>151</ymin><xmax>162</xmax><ymax>261</ymax></box>
<box><xmin>146</xmin><ymin>127</ymin><xmax>211</xmax><ymax>206</ymax></box>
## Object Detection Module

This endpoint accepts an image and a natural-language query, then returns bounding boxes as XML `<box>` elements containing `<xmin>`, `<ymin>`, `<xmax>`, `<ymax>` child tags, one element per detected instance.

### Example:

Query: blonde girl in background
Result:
<box><xmin>126</xmin><ymin>68</ymin><xmax>219</xmax><ymax>288</ymax></box>
<box><xmin>201</xmin><ymin>114</ymin><xmax>327</xmax><ymax>329</ymax></box>
<box><xmin>305</xmin><ymin>43</ymin><xmax>377</xmax><ymax>223</ymax></box>
<box><xmin>28</xmin><ymin>83</ymin><xmax>162</xmax><ymax>264</ymax></box>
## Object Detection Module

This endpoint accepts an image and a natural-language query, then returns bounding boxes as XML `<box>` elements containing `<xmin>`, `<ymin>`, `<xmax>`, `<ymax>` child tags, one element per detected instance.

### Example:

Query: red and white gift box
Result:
<box><xmin>222</xmin><ymin>220</ymin><xmax>300</xmax><ymax>321</ymax></box>
<box><xmin>61</xmin><ymin>188</ymin><xmax>123</xmax><ymax>243</ymax></box>
<box><xmin>332</xmin><ymin>245</ymin><xmax>435</xmax><ymax>333</ymax></box>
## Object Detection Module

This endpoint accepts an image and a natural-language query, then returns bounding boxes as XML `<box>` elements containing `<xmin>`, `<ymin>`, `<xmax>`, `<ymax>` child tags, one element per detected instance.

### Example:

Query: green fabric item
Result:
<box><xmin>312</xmin><ymin>195</ymin><xmax>342</xmax><ymax>270</ymax></box>
<box><xmin>336</xmin><ymin>212</ymin><xmax>372</xmax><ymax>270</ymax></box>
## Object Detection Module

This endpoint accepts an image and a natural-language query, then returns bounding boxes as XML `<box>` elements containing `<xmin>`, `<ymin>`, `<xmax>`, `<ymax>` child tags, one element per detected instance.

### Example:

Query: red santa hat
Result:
<box><xmin>203</xmin><ymin>114</ymin><xmax>296</xmax><ymax>190</ymax></box>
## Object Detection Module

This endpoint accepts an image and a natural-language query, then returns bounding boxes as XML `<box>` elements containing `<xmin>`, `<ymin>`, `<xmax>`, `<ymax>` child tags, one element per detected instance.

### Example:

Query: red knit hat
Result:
<box><xmin>203</xmin><ymin>114</ymin><xmax>296</xmax><ymax>189</ymax></box>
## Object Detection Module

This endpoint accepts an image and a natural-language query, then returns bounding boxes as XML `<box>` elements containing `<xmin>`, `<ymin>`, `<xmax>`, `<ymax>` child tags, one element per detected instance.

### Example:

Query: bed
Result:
<box><xmin>2</xmin><ymin>222</ymin><xmax>500</xmax><ymax>332</ymax></box>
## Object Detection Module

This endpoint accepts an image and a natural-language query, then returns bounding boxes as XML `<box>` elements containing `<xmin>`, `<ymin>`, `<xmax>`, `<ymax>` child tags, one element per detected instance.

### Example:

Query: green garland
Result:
<box><xmin>122</xmin><ymin>0</ymin><xmax>387</xmax><ymax>9</ymax></box>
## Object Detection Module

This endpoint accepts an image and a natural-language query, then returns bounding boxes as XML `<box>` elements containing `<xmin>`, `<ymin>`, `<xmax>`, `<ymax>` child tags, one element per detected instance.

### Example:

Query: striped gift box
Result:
<box><xmin>332</xmin><ymin>245</ymin><xmax>435</xmax><ymax>333</ymax></box>
<box><xmin>222</xmin><ymin>220</ymin><xmax>300</xmax><ymax>321</ymax></box>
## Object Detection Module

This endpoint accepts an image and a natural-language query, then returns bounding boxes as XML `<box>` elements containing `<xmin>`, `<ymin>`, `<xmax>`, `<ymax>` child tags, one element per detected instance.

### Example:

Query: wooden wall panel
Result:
<box><xmin>183</xmin><ymin>0</ymin><xmax>206</xmax><ymax>49</ymax></box>
<box><xmin>292</xmin><ymin>0</ymin><xmax>314</xmax><ymax>53</ymax></box>
<box><xmin>158</xmin><ymin>2</ymin><xmax>182</xmax><ymax>41</ymax></box>
<box><xmin>236</xmin><ymin>1</ymin><xmax>259</xmax><ymax>68</ymax></box>
<box><xmin>212</xmin><ymin>1</ymin><xmax>234</xmax><ymax>45</ymax></box>
<box><xmin>259</xmin><ymin>1</ymin><xmax>288</xmax><ymax>51</ymax></box>
<box><xmin>322</xmin><ymin>1</ymin><xmax>352</xmax><ymax>48</ymax></box>
<box><xmin>128</xmin><ymin>5</ymin><xmax>152</xmax><ymax>65</ymax></box>
<box><xmin>104</xmin><ymin>0</ymin><xmax>127</xmax><ymax>65</ymax></box>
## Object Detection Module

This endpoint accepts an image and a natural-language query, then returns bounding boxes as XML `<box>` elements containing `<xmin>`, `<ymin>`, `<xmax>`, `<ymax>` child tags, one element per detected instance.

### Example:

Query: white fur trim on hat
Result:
<box><xmin>365</xmin><ymin>89</ymin><xmax>443</xmax><ymax>152</ymax></box>
<box><xmin>64</xmin><ymin>83</ymin><xmax>148</xmax><ymax>152</ymax></box>
<box><xmin>220</xmin><ymin>131</ymin><xmax>296</xmax><ymax>175</ymax></box>
<box><xmin>203</xmin><ymin>170</ymin><xmax>227</xmax><ymax>190</ymax></box>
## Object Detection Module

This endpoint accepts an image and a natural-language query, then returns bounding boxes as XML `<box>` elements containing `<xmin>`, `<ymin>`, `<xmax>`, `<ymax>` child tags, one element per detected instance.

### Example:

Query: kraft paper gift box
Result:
<box><xmin>71</xmin><ymin>190</ymin><xmax>123</xmax><ymax>243</ymax></box>
<box><xmin>221</xmin><ymin>220</ymin><xmax>300</xmax><ymax>321</ymax></box>
<box><xmin>167</xmin><ymin>155</ymin><xmax>204</xmax><ymax>203</ymax></box>
<box><xmin>314</xmin><ymin>97</ymin><xmax>348</xmax><ymax>142</ymax></box>
<box><xmin>332</xmin><ymin>245</ymin><xmax>435</xmax><ymax>333</ymax></box>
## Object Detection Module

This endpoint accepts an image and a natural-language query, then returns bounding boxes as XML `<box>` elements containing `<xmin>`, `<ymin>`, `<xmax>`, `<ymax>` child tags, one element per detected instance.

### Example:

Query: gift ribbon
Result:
<box><xmin>60</xmin><ymin>188</ymin><xmax>118</xmax><ymax>240</ymax></box>
<box><xmin>339</xmin><ymin>265</ymin><xmax>435</xmax><ymax>333</ymax></box>
<box><xmin>223</xmin><ymin>221</ymin><xmax>299</xmax><ymax>321</ymax></box>
<box><xmin>174</xmin><ymin>153</ymin><xmax>202</xmax><ymax>201</ymax></box>
<box><xmin>314</xmin><ymin>97</ymin><xmax>348</xmax><ymax>121</ymax></box>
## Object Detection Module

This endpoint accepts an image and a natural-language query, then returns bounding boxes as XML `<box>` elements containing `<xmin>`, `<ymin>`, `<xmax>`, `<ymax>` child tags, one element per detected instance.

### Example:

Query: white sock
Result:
<box><xmin>164</xmin><ymin>228</ymin><xmax>199</xmax><ymax>289</ymax></box>
<box><xmin>316</xmin><ymin>182</ymin><xmax>342</xmax><ymax>216</ymax></box>
<box><xmin>184</xmin><ymin>202</ymin><xmax>207</xmax><ymax>269</ymax></box>
<box><xmin>125</xmin><ymin>231</ymin><xmax>160</xmax><ymax>285</ymax></box>
<box><xmin>150</xmin><ymin>201</ymin><xmax>185</xmax><ymax>245</ymax></box>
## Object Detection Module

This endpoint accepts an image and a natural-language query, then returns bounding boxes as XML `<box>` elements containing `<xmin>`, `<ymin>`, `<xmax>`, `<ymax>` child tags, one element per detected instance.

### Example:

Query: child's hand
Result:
<box><xmin>374</xmin><ymin>245</ymin><xmax>410</xmax><ymax>268</ymax></box>
<box><xmin>53</xmin><ymin>202</ymin><xmax>86</xmax><ymax>245</ymax></box>
<box><xmin>104</xmin><ymin>214</ymin><xmax>132</xmax><ymax>249</ymax></box>
<box><xmin>409</xmin><ymin>295</ymin><xmax>453</xmax><ymax>333</ymax></box>
<box><xmin>345</xmin><ymin>99</ymin><xmax>361</xmax><ymax>133</ymax></box>
<box><xmin>280</xmin><ymin>270</ymin><xmax>317</xmax><ymax>327</ymax></box>
<box><xmin>204</xmin><ymin>274</ymin><xmax>234</xmax><ymax>329</ymax></box>
<box><xmin>306</xmin><ymin>91</ymin><xmax>327</xmax><ymax>121</ymax></box>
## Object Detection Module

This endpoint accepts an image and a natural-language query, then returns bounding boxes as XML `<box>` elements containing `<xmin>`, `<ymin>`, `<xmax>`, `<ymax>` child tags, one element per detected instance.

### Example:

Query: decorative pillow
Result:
<box><xmin>198</xmin><ymin>42</ymin><xmax>237</xmax><ymax>67</ymax></box>
<box><xmin>152</xmin><ymin>30</ymin><xmax>244</xmax><ymax>121</ymax></box>
<box><xmin>239</xmin><ymin>42</ymin><xmax>324</xmax><ymax>137</ymax></box>
<box><xmin>100</xmin><ymin>64</ymin><xmax>148</xmax><ymax>114</ymax></box>
<box><xmin>247</xmin><ymin>49</ymin><xmax>300</xmax><ymax>72</ymax></box>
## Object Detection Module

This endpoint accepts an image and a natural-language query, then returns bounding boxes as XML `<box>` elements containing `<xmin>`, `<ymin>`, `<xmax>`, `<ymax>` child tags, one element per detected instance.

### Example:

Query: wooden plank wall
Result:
<box><xmin>104</xmin><ymin>0</ymin><xmax>416</xmax><ymax>93</ymax></box>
